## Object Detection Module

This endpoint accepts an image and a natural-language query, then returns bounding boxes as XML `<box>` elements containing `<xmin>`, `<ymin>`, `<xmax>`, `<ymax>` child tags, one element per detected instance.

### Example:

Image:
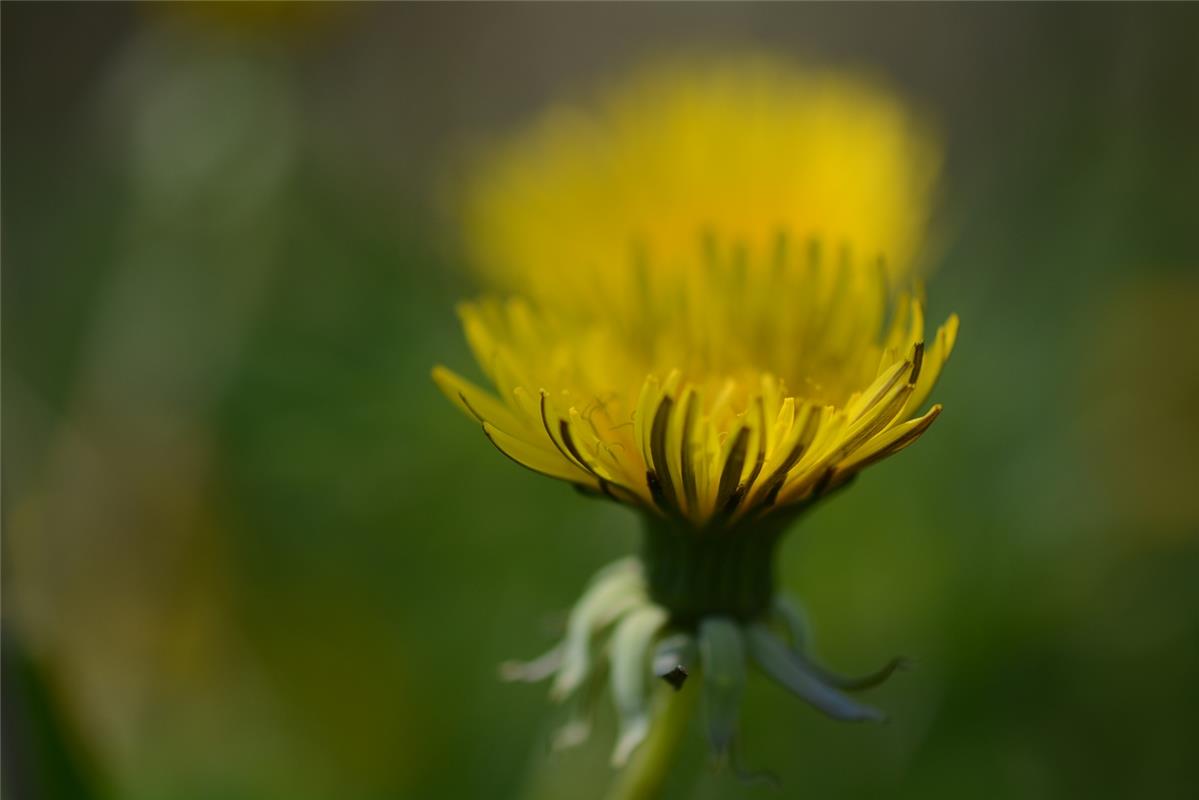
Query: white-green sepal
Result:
<box><xmin>698</xmin><ymin>616</ymin><xmax>746</xmax><ymax>762</ymax></box>
<box><xmin>608</xmin><ymin>604</ymin><xmax>669</xmax><ymax>767</ymax></box>
<box><xmin>772</xmin><ymin>593</ymin><xmax>813</xmax><ymax>653</ymax></box>
<box><xmin>499</xmin><ymin>644</ymin><xmax>562</xmax><ymax>683</ymax></box>
<box><xmin>551</xmin><ymin>560</ymin><xmax>646</xmax><ymax>701</ymax></box>
<box><xmin>746</xmin><ymin>624</ymin><xmax>885</xmax><ymax>722</ymax></box>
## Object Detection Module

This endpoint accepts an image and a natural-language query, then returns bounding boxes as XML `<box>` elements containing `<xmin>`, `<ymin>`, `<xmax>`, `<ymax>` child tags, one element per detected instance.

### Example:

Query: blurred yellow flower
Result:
<box><xmin>434</xmin><ymin>55</ymin><xmax>959</xmax><ymax>774</ymax></box>
<box><xmin>462</xmin><ymin>56</ymin><xmax>940</xmax><ymax>323</ymax></box>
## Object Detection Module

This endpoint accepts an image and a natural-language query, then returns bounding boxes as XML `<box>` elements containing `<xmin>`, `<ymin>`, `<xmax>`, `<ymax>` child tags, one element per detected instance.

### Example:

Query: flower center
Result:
<box><xmin>640</xmin><ymin>514</ymin><xmax>787</xmax><ymax>627</ymax></box>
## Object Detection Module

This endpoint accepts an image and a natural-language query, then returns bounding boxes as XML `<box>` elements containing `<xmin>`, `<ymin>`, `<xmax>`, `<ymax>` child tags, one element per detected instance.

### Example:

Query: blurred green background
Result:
<box><xmin>4</xmin><ymin>4</ymin><xmax>1198</xmax><ymax>799</ymax></box>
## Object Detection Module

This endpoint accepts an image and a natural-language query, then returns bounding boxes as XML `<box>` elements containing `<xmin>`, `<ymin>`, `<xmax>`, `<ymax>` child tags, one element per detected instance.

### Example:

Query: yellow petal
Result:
<box><xmin>482</xmin><ymin>422</ymin><xmax>597</xmax><ymax>486</ymax></box>
<box><xmin>432</xmin><ymin>365</ymin><xmax>526</xmax><ymax>434</ymax></box>
<box><xmin>834</xmin><ymin>404</ymin><xmax>943</xmax><ymax>476</ymax></box>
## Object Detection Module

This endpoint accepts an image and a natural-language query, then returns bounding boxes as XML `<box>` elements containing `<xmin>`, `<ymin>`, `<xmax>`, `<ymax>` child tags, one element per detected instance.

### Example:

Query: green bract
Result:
<box><xmin>501</xmin><ymin>519</ymin><xmax>907</xmax><ymax>773</ymax></box>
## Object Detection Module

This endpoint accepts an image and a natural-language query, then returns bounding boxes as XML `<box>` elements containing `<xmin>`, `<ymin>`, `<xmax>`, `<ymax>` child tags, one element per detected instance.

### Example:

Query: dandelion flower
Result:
<box><xmin>435</xmin><ymin>56</ymin><xmax>959</xmax><ymax>781</ymax></box>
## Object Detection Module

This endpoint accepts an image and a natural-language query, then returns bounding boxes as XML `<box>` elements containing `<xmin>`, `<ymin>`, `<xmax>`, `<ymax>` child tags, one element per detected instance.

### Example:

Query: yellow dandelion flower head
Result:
<box><xmin>435</xmin><ymin>261</ymin><xmax>958</xmax><ymax>532</ymax></box>
<box><xmin>438</xmin><ymin>55</ymin><xmax>957</xmax><ymax>533</ymax></box>
<box><xmin>461</xmin><ymin>54</ymin><xmax>941</xmax><ymax>320</ymax></box>
<box><xmin>436</xmin><ymin>55</ymin><xmax>963</xmax><ymax>758</ymax></box>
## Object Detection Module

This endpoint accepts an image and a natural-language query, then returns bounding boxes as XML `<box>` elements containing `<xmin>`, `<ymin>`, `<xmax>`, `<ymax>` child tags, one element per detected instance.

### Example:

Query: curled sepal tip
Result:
<box><xmin>551</xmin><ymin>658</ymin><xmax>609</xmax><ymax>752</ymax></box>
<box><xmin>698</xmin><ymin>616</ymin><xmax>747</xmax><ymax>763</ymax></box>
<box><xmin>652</xmin><ymin>632</ymin><xmax>697</xmax><ymax>691</ymax></box>
<box><xmin>499</xmin><ymin>645</ymin><xmax>562</xmax><ymax>683</ymax></box>
<box><xmin>772</xmin><ymin>594</ymin><xmax>910</xmax><ymax>692</ymax></box>
<box><xmin>746</xmin><ymin>625</ymin><xmax>886</xmax><ymax>723</ymax></box>
<box><xmin>729</xmin><ymin>739</ymin><xmax>781</xmax><ymax>790</ymax></box>
<box><xmin>552</xmin><ymin>718</ymin><xmax>592</xmax><ymax>752</ymax></box>
<box><xmin>802</xmin><ymin>655</ymin><xmax>911</xmax><ymax>693</ymax></box>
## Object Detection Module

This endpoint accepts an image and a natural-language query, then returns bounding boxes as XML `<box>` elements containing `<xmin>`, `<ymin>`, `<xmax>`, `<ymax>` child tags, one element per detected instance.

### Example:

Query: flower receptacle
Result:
<box><xmin>640</xmin><ymin>514</ymin><xmax>789</xmax><ymax>627</ymax></box>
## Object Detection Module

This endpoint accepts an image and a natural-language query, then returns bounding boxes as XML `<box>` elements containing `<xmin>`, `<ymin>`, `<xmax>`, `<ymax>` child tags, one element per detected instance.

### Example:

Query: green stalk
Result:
<box><xmin>605</xmin><ymin>681</ymin><xmax>698</xmax><ymax>800</ymax></box>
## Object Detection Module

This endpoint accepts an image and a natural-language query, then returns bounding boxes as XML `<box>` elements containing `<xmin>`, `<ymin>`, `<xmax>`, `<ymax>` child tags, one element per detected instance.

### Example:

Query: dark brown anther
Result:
<box><xmin>646</xmin><ymin>470</ymin><xmax>669</xmax><ymax>512</ymax></box>
<box><xmin>660</xmin><ymin>665</ymin><xmax>689</xmax><ymax>691</ymax></box>
<box><xmin>909</xmin><ymin>341</ymin><xmax>925</xmax><ymax>386</ymax></box>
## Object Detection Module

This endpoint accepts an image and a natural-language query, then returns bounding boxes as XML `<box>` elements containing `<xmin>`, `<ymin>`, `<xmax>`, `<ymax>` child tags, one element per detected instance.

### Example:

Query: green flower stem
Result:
<box><xmin>605</xmin><ymin>681</ymin><xmax>699</xmax><ymax>800</ymax></box>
